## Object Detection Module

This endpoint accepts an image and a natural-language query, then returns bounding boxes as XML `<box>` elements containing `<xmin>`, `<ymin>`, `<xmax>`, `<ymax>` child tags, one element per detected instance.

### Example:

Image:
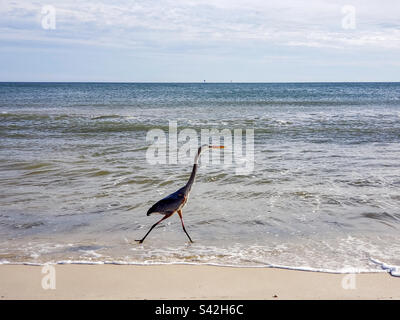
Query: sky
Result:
<box><xmin>0</xmin><ymin>0</ymin><xmax>399</xmax><ymax>82</ymax></box>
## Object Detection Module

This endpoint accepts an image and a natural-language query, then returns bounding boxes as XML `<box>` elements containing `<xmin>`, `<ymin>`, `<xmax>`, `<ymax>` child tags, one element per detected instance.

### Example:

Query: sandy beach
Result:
<box><xmin>0</xmin><ymin>264</ymin><xmax>399</xmax><ymax>300</ymax></box>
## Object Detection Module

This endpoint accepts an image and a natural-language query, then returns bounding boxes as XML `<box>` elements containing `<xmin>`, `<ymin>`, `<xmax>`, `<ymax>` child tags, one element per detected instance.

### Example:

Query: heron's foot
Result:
<box><xmin>135</xmin><ymin>239</ymin><xmax>144</xmax><ymax>244</ymax></box>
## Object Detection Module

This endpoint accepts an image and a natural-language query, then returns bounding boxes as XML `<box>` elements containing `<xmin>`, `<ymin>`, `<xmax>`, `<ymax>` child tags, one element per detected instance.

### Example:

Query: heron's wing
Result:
<box><xmin>147</xmin><ymin>187</ymin><xmax>185</xmax><ymax>215</ymax></box>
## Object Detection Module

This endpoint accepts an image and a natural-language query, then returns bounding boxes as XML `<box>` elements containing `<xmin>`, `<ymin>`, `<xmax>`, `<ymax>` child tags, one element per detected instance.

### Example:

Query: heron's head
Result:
<box><xmin>198</xmin><ymin>145</ymin><xmax>224</xmax><ymax>155</ymax></box>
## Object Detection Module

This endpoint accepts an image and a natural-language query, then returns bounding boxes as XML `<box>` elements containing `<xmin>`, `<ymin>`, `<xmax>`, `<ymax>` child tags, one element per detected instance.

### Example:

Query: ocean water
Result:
<box><xmin>1</xmin><ymin>82</ymin><xmax>400</xmax><ymax>274</ymax></box>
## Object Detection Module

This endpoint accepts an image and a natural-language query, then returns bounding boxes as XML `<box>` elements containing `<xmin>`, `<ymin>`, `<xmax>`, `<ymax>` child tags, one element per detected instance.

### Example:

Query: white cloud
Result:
<box><xmin>1</xmin><ymin>0</ymin><xmax>399</xmax><ymax>51</ymax></box>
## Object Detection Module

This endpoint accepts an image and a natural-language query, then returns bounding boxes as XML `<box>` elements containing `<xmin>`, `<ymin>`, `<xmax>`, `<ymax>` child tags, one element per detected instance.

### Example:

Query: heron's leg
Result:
<box><xmin>136</xmin><ymin>213</ymin><xmax>172</xmax><ymax>243</ymax></box>
<box><xmin>177</xmin><ymin>210</ymin><xmax>193</xmax><ymax>243</ymax></box>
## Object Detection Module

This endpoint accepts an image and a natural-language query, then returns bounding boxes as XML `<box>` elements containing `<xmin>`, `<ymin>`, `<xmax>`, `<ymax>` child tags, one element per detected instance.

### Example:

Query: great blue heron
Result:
<box><xmin>136</xmin><ymin>145</ymin><xmax>224</xmax><ymax>243</ymax></box>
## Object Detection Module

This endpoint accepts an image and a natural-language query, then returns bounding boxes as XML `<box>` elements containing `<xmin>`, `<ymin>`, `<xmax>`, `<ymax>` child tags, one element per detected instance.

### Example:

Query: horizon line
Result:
<box><xmin>1</xmin><ymin>81</ymin><xmax>400</xmax><ymax>84</ymax></box>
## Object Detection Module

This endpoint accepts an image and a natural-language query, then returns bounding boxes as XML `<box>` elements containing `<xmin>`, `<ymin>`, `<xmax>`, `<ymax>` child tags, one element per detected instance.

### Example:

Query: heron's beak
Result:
<box><xmin>209</xmin><ymin>145</ymin><xmax>224</xmax><ymax>149</ymax></box>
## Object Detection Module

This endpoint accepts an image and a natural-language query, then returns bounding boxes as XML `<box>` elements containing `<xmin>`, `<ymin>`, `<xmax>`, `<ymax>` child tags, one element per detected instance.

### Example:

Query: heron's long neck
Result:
<box><xmin>184</xmin><ymin>147</ymin><xmax>204</xmax><ymax>194</ymax></box>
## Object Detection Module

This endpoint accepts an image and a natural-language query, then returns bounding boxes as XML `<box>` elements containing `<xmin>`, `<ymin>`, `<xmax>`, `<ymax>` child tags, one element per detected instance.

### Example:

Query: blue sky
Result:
<box><xmin>1</xmin><ymin>0</ymin><xmax>399</xmax><ymax>82</ymax></box>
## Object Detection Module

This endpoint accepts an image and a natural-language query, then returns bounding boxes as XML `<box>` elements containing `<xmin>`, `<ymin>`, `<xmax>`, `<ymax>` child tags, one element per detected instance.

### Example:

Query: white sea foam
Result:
<box><xmin>0</xmin><ymin>259</ymin><xmax>390</xmax><ymax>275</ymax></box>
<box><xmin>370</xmin><ymin>258</ymin><xmax>400</xmax><ymax>277</ymax></box>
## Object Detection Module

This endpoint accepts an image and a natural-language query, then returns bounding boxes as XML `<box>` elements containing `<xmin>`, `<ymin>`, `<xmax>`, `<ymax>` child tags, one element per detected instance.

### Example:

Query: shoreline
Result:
<box><xmin>0</xmin><ymin>261</ymin><xmax>391</xmax><ymax>274</ymax></box>
<box><xmin>1</xmin><ymin>264</ymin><xmax>399</xmax><ymax>300</ymax></box>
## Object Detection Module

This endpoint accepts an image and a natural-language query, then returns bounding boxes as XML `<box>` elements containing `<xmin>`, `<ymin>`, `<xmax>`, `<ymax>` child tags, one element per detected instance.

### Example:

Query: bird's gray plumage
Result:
<box><xmin>136</xmin><ymin>145</ymin><xmax>224</xmax><ymax>243</ymax></box>
<box><xmin>146</xmin><ymin>186</ymin><xmax>186</xmax><ymax>216</ymax></box>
